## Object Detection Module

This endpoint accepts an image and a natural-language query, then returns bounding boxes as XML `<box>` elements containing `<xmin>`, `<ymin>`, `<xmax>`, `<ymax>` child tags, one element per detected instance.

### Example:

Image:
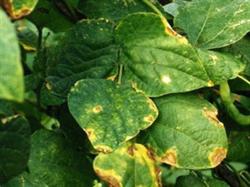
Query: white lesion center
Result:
<box><xmin>161</xmin><ymin>75</ymin><xmax>172</xmax><ymax>84</ymax></box>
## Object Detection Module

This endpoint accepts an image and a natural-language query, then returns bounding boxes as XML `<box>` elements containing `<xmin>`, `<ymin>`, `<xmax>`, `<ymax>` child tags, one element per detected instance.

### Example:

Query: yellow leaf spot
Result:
<box><xmin>96</xmin><ymin>145</ymin><xmax>113</xmax><ymax>153</ymax></box>
<box><xmin>85</xmin><ymin>128</ymin><xmax>97</xmax><ymax>142</ymax></box>
<box><xmin>161</xmin><ymin>75</ymin><xmax>172</xmax><ymax>84</ymax></box>
<box><xmin>92</xmin><ymin>105</ymin><xmax>103</xmax><ymax>113</ymax></box>
<box><xmin>106</xmin><ymin>74</ymin><xmax>117</xmax><ymax>81</ymax></box>
<box><xmin>45</xmin><ymin>82</ymin><xmax>52</xmax><ymax>90</ymax></box>
<box><xmin>208</xmin><ymin>147</ymin><xmax>227</xmax><ymax>167</ymax></box>
<box><xmin>144</xmin><ymin>115</ymin><xmax>155</xmax><ymax>123</ymax></box>
<box><xmin>207</xmin><ymin>80</ymin><xmax>214</xmax><ymax>87</ymax></box>
<box><xmin>161</xmin><ymin>148</ymin><xmax>178</xmax><ymax>166</ymax></box>
<box><xmin>94</xmin><ymin>168</ymin><xmax>122</xmax><ymax>187</ymax></box>
<box><xmin>203</xmin><ymin>107</ymin><xmax>224</xmax><ymax>128</ymax></box>
<box><xmin>209</xmin><ymin>54</ymin><xmax>219</xmax><ymax>63</ymax></box>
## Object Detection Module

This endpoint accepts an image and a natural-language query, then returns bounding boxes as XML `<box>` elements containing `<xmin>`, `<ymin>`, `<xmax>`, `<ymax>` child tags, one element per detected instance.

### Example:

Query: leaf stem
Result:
<box><xmin>237</xmin><ymin>75</ymin><xmax>250</xmax><ymax>86</ymax></box>
<box><xmin>118</xmin><ymin>64</ymin><xmax>123</xmax><ymax>85</ymax></box>
<box><xmin>220</xmin><ymin>81</ymin><xmax>250</xmax><ymax>125</ymax></box>
<box><xmin>142</xmin><ymin>0</ymin><xmax>164</xmax><ymax>17</ymax></box>
<box><xmin>142</xmin><ymin>0</ymin><xmax>177</xmax><ymax>35</ymax></box>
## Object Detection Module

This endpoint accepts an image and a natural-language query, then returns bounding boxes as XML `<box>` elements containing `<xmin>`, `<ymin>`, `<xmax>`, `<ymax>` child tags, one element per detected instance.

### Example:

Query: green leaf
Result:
<box><xmin>28</xmin><ymin>0</ymin><xmax>73</xmax><ymax>32</ymax></box>
<box><xmin>115</xmin><ymin>13</ymin><xmax>243</xmax><ymax>97</ymax></box>
<box><xmin>227</xmin><ymin>131</ymin><xmax>250</xmax><ymax>162</ymax></box>
<box><xmin>140</xmin><ymin>94</ymin><xmax>228</xmax><ymax>169</ymax></box>
<box><xmin>15</xmin><ymin>19</ymin><xmax>39</xmax><ymax>51</ymax></box>
<box><xmin>197</xmin><ymin>49</ymin><xmax>245</xmax><ymax>84</ymax></box>
<box><xmin>161</xmin><ymin>166</ymin><xmax>189</xmax><ymax>186</ymax></box>
<box><xmin>175</xmin><ymin>174</ymin><xmax>205</xmax><ymax>187</ymax></box>
<box><xmin>44</xmin><ymin>19</ymin><xmax>118</xmax><ymax>100</ymax></box>
<box><xmin>0</xmin><ymin>117</ymin><xmax>30</xmax><ymax>184</ymax></box>
<box><xmin>2</xmin><ymin>0</ymin><xmax>38</xmax><ymax>19</ymax></box>
<box><xmin>78</xmin><ymin>0</ymin><xmax>158</xmax><ymax>21</ymax></box>
<box><xmin>2</xmin><ymin>173</ymin><xmax>47</xmax><ymax>187</ymax></box>
<box><xmin>93</xmin><ymin>143</ymin><xmax>161</xmax><ymax>187</ymax></box>
<box><xmin>16</xmin><ymin>129</ymin><xmax>96</xmax><ymax>186</ymax></box>
<box><xmin>0</xmin><ymin>9</ymin><xmax>24</xmax><ymax>102</ymax></box>
<box><xmin>206</xmin><ymin>178</ymin><xmax>230</xmax><ymax>187</ymax></box>
<box><xmin>174</xmin><ymin>0</ymin><xmax>250</xmax><ymax>49</ymax></box>
<box><xmin>222</xmin><ymin>37</ymin><xmax>250</xmax><ymax>76</ymax></box>
<box><xmin>68</xmin><ymin>79</ymin><xmax>158</xmax><ymax>152</ymax></box>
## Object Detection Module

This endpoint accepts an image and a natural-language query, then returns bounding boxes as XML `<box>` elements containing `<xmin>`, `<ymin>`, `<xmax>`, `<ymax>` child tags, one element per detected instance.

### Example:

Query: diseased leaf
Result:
<box><xmin>21</xmin><ymin>130</ymin><xmax>96</xmax><ymax>186</ymax></box>
<box><xmin>0</xmin><ymin>117</ymin><xmax>30</xmax><ymax>184</ymax></box>
<box><xmin>227</xmin><ymin>131</ymin><xmax>250</xmax><ymax>162</ymax></box>
<box><xmin>2</xmin><ymin>0</ymin><xmax>38</xmax><ymax>19</ymax></box>
<box><xmin>44</xmin><ymin>19</ymin><xmax>118</xmax><ymax>101</ymax></box>
<box><xmin>15</xmin><ymin>19</ymin><xmax>39</xmax><ymax>51</ymax></box>
<box><xmin>198</xmin><ymin>49</ymin><xmax>245</xmax><ymax>84</ymax></box>
<box><xmin>140</xmin><ymin>94</ymin><xmax>228</xmax><ymax>169</ymax></box>
<box><xmin>94</xmin><ymin>143</ymin><xmax>161</xmax><ymax>187</ymax></box>
<box><xmin>68</xmin><ymin>79</ymin><xmax>158</xmax><ymax>152</ymax></box>
<box><xmin>0</xmin><ymin>9</ymin><xmax>24</xmax><ymax>102</ymax></box>
<box><xmin>115</xmin><ymin>13</ymin><xmax>243</xmax><ymax>97</ymax></box>
<box><xmin>78</xmin><ymin>0</ymin><xmax>157</xmax><ymax>21</ymax></box>
<box><xmin>174</xmin><ymin>0</ymin><xmax>250</xmax><ymax>49</ymax></box>
<box><xmin>222</xmin><ymin>37</ymin><xmax>250</xmax><ymax>76</ymax></box>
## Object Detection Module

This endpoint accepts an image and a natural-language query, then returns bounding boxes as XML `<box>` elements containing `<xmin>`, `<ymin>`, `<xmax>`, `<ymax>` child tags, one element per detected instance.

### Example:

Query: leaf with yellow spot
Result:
<box><xmin>14</xmin><ymin>19</ymin><xmax>39</xmax><ymax>51</ymax></box>
<box><xmin>78</xmin><ymin>0</ymin><xmax>163</xmax><ymax>22</ymax></box>
<box><xmin>2</xmin><ymin>0</ymin><xmax>38</xmax><ymax>19</ymax></box>
<box><xmin>93</xmin><ymin>143</ymin><xmax>161</xmax><ymax>187</ymax></box>
<box><xmin>115</xmin><ymin>13</ymin><xmax>243</xmax><ymax>97</ymax></box>
<box><xmin>139</xmin><ymin>94</ymin><xmax>228</xmax><ymax>169</ymax></box>
<box><xmin>68</xmin><ymin>79</ymin><xmax>158</xmax><ymax>152</ymax></box>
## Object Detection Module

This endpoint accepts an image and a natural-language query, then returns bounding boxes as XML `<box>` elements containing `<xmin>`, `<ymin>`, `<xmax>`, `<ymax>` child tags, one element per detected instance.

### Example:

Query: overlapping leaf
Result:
<box><xmin>2</xmin><ymin>0</ymin><xmax>38</xmax><ymax>19</ymax></box>
<box><xmin>140</xmin><ymin>94</ymin><xmax>228</xmax><ymax>169</ymax></box>
<box><xmin>227</xmin><ymin>131</ymin><xmax>250</xmax><ymax>162</ymax></box>
<box><xmin>13</xmin><ymin>130</ymin><xmax>96</xmax><ymax>186</ymax></box>
<box><xmin>78</xmin><ymin>0</ymin><xmax>160</xmax><ymax>21</ymax></box>
<box><xmin>174</xmin><ymin>0</ymin><xmax>250</xmax><ymax>49</ymax></box>
<box><xmin>0</xmin><ymin>117</ymin><xmax>30</xmax><ymax>184</ymax></box>
<box><xmin>0</xmin><ymin>9</ymin><xmax>24</xmax><ymax>102</ymax></box>
<box><xmin>44</xmin><ymin>19</ymin><xmax>118</xmax><ymax>101</ymax></box>
<box><xmin>115</xmin><ymin>13</ymin><xmax>244</xmax><ymax>97</ymax></box>
<box><xmin>68</xmin><ymin>79</ymin><xmax>158</xmax><ymax>152</ymax></box>
<box><xmin>14</xmin><ymin>19</ymin><xmax>38</xmax><ymax>51</ymax></box>
<box><xmin>28</xmin><ymin>0</ymin><xmax>73</xmax><ymax>32</ymax></box>
<box><xmin>94</xmin><ymin>143</ymin><xmax>161</xmax><ymax>187</ymax></box>
<box><xmin>222</xmin><ymin>37</ymin><xmax>250</xmax><ymax>76</ymax></box>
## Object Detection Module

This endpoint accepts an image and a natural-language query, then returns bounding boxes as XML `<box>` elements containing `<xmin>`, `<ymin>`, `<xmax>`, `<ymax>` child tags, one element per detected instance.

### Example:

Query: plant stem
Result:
<box><xmin>142</xmin><ymin>0</ymin><xmax>164</xmax><ymax>17</ymax></box>
<box><xmin>142</xmin><ymin>0</ymin><xmax>177</xmax><ymax>35</ymax></box>
<box><xmin>118</xmin><ymin>64</ymin><xmax>123</xmax><ymax>85</ymax></box>
<box><xmin>220</xmin><ymin>81</ymin><xmax>250</xmax><ymax>125</ymax></box>
<box><xmin>237</xmin><ymin>75</ymin><xmax>250</xmax><ymax>86</ymax></box>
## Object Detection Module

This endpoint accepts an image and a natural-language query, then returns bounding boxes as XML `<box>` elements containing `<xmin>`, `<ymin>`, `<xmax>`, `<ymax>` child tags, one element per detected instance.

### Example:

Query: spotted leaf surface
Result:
<box><xmin>198</xmin><ymin>49</ymin><xmax>245</xmax><ymax>84</ymax></box>
<box><xmin>24</xmin><ymin>130</ymin><xmax>95</xmax><ymax>186</ymax></box>
<box><xmin>140</xmin><ymin>94</ymin><xmax>228</xmax><ymax>169</ymax></box>
<box><xmin>78</xmin><ymin>0</ymin><xmax>158</xmax><ymax>21</ymax></box>
<box><xmin>115</xmin><ymin>13</ymin><xmax>243</xmax><ymax>97</ymax></box>
<box><xmin>0</xmin><ymin>9</ymin><xmax>24</xmax><ymax>102</ymax></box>
<box><xmin>94</xmin><ymin>143</ymin><xmax>161</xmax><ymax>187</ymax></box>
<box><xmin>3</xmin><ymin>0</ymin><xmax>38</xmax><ymax>19</ymax></box>
<box><xmin>68</xmin><ymin>79</ymin><xmax>158</xmax><ymax>152</ymax></box>
<box><xmin>174</xmin><ymin>0</ymin><xmax>250</xmax><ymax>49</ymax></box>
